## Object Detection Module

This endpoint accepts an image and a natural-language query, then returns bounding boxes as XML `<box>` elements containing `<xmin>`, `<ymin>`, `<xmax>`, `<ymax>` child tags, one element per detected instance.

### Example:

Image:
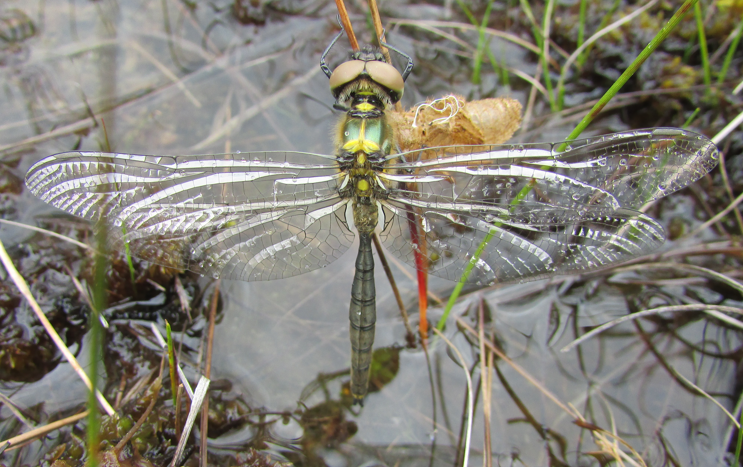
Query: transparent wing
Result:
<box><xmin>26</xmin><ymin>151</ymin><xmax>356</xmax><ymax>281</ymax></box>
<box><xmin>380</xmin><ymin>200</ymin><xmax>664</xmax><ymax>285</ymax></box>
<box><xmin>379</xmin><ymin>128</ymin><xmax>719</xmax><ymax>284</ymax></box>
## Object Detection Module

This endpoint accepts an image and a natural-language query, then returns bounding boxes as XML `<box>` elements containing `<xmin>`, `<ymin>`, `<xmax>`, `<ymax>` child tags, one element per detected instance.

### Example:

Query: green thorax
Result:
<box><xmin>338</xmin><ymin>93</ymin><xmax>394</xmax><ymax>159</ymax></box>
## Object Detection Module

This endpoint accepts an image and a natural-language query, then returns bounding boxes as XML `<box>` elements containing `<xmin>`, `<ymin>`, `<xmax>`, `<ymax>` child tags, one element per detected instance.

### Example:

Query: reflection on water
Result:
<box><xmin>0</xmin><ymin>0</ymin><xmax>740</xmax><ymax>466</ymax></box>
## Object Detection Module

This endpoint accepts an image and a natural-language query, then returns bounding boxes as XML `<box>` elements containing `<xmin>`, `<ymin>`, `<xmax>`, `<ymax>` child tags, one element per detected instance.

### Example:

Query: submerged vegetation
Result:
<box><xmin>0</xmin><ymin>0</ymin><xmax>742</xmax><ymax>465</ymax></box>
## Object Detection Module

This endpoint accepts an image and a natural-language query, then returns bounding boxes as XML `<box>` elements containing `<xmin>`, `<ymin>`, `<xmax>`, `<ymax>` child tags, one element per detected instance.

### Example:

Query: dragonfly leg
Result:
<box><xmin>379</xmin><ymin>37</ymin><xmax>414</xmax><ymax>82</ymax></box>
<box><xmin>349</xmin><ymin>233</ymin><xmax>376</xmax><ymax>404</ymax></box>
<box><xmin>320</xmin><ymin>19</ymin><xmax>347</xmax><ymax>79</ymax></box>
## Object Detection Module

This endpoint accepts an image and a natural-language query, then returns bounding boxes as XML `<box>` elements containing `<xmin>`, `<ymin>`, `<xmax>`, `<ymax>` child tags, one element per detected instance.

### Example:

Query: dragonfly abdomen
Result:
<box><xmin>349</xmin><ymin>233</ymin><xmax>376</xmax><ymax>403</ymax></box>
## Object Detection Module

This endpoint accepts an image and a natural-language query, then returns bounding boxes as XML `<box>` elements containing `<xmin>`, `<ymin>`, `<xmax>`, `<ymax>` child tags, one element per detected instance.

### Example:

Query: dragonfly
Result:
<box><xmin>25</xmin><ymin>26</ymin><xmax>719</xmax><ymax>403</ymax></box>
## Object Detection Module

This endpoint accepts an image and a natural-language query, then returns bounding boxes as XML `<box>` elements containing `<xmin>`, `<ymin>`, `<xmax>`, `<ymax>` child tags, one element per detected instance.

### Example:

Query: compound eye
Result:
<box><xmin>329</xmin><ymin>60</ymin><xmax>366</xmax><ymax>93</ymax></box>
<box><xmin>365</xmin><ymin>61</ymin><xmax>404</xmax><ymax>95</ymax></box>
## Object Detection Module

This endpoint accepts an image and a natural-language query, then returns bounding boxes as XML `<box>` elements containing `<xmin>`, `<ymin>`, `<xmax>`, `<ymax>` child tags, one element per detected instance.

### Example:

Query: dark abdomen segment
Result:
<box><xmin>349</xmin><ymin>233</ymin><xmax>376</xmax><ymax>403</ymax></box>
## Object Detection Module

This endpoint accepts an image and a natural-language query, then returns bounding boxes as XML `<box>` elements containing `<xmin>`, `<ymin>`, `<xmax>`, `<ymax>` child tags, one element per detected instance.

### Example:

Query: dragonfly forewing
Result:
<box><xmin>25</xmin><ymin>150</ymin><xmax>357</xmax><ymax>281</ymax></box>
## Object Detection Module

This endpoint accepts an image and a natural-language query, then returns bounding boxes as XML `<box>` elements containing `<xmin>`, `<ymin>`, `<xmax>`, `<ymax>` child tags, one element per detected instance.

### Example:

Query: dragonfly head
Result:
<box><xmin>329</xmin><ymin>47</ymin><xmax>405</xmax><ymax>110</ymax></box>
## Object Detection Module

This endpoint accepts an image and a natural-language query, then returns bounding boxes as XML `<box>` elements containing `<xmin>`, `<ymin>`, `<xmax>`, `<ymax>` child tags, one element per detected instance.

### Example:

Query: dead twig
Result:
<box><xmin>0</xmin><ymin>411</ymin><xmax>89</xmax><ymax>452</ymax></box>
<box><xmin>372</xmin><ymin>233</ymin><xmax>415</xmax><ymax>343</ymax></box>
<box><xmin>334</xmin><ymin>0</ymin><xmax>358</xmax><ymax>51</ymax></box>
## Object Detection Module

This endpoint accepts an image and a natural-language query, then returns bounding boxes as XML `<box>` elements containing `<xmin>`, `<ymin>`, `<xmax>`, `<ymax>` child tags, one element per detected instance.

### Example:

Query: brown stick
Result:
<box><xmin>372</xmin><ymin>233</ymin><xmax>415</xmax><ymax>343</ymax></box>
<box><xmin>334</xmin><ymin>0</ymin><xmax>358</xmax><ymax>51</ymax></box>
<box><xmin>1</xmin><ymin>411</ymin><xmax>89</xmax><ymax>452</ymax></box>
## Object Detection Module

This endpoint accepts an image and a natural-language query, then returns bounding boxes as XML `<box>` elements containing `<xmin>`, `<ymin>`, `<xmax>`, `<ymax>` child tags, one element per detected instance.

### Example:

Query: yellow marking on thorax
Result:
<box><xmin>342</xmin><ymin>119</ymin><xmax>381</xmax><ymax>154</ymax></box>
<box><xmin>356</xmin><ymin>179</ymin><xmax>370</xmax><ymax>192</ymax></box>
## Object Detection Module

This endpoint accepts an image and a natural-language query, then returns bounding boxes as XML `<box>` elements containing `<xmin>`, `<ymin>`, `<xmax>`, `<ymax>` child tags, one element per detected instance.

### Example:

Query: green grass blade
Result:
<box><xmin>519</xmin><ymin>0</ymin><xmax>543</xmax><ymax>49</ymax></box>
<box><xmin>123</xmin><ymin>231</ymin><xmax>136</xmax><ymax>287</ymax></box>
<box><xmin>683</xmin><ymin>108</ymin><xmax>700</xmax><ymax>128</ymax></box>
<box><xmin>456</xmin><ymin>0</ymin><xmax>495</xmax><ymax>85</ymax></box>
<box><xmin>694</xmin><ymin>1</ymin><xmax>711</xmax><ymax>94</ymax></box>
<box><xmin>718</xmin><ymin>13</ymin><xmax>743</xmax><ymax>83</ymax></box>
<box><xmin>167</xmin><ymin>321</ymin><xmax>178</xmax><ymax>406</ymax></box>
<box><xmin>476</xmin><ymin>1</ymin><xmax>496</xmax><ymax>85</ymax></box>
<box><xmin>487</xmin><ymin>47</ymin><xmax>510</xmax><ymax>86</ymax></box>
<box><xmin>577</xmin><ymin>0</ymin><xmax>588</xmax><ymax>51</ymax></box>
<box><xmin>541</xmin><ymin>0</ymin><xmax>557</xmax><ymax>111</ymax></box>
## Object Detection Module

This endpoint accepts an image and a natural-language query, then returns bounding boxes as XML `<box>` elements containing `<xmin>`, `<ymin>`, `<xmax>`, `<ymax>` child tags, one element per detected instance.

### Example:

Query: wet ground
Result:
<box><xmin>0</xmin><ymin>0</ymin><xmax>742</xmax><ymax>466</ymax></box>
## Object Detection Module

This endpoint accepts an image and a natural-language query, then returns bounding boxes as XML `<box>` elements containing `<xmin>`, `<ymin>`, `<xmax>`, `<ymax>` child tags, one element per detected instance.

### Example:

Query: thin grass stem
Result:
<box><xmin>716</xmin><ymin>147</ymin><xmax>743</xmax><ymax>235</ymax></box>
<box><xmin>562</xmin><ymin>304</ymin><xmax>743</xmax><ymax>352</ymax></box>
<box><xmin>541</xmin><ymin>0</ymin><xmax>557</xmax><ymax>111</ymax></box>
<box><xmin>577</xmin><ymin>0</ymin><xmax>588</xmax><ymax>52</ymax></box>
<box><xmin>390</xmin><ymin>19</ymin><xmax>547</xmax><ymax>59</ymax></box>
<box><xmin>432</xmin><ymin>328</ymin><xmax>472</xmax><ymax>467</ymax></box>
<box><xmin>0</xmin><ymin>239</ymin><xmax>114</xmax><ymax>416</ymax></box>
<box><xmin>686</xmin><ymin>188</ymin><xmax>743</xmax><ymax>237</ymax></box>
<box><xmin>199</xmin><ymin>280</ymin><xmax>220</xmax><ymax>467</ymax></box>
<box><xmin>166</xmin><ymin>321</ymin><xmax>178</xmax><ymax>406</ymax></box>
<box><xmin>372</xmin><ymin>234</ymin><xmax>415</xmax><ymax>342</ymax></box>
<box><xmin>477</xmin><ymin>301</ymin><xmax>492</xmax><ymax>467</ymax></box>
<box><xmin>718</xmin><ymin>14</ymin><xmax>743</xmax><ymax>83</ymax></box>
<box><xmin>0</xmin><ymin>219</ymin><xmax>93</xmax><ymax>251</ymax></box>
<box><xmin>694</xmin><ymin>1</ymin><xmax>712</xmax><ymax>94</ymax></box>
<box><xmin>713</xmin><ymin>106</ymin><xmax>743</xmax><ymax>145</ymax></box>
<box><xmin>682</xmin><ymin>107</ymin><xmax>700</xmax><ymax>127</ymax></box>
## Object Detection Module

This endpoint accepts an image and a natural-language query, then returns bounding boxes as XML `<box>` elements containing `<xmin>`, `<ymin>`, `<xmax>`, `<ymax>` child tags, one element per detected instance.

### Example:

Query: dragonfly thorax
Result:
<box><xmin>336</xmin><ymin>102</ymin><xmax>394</xmax><ymax>161</ymax></box>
